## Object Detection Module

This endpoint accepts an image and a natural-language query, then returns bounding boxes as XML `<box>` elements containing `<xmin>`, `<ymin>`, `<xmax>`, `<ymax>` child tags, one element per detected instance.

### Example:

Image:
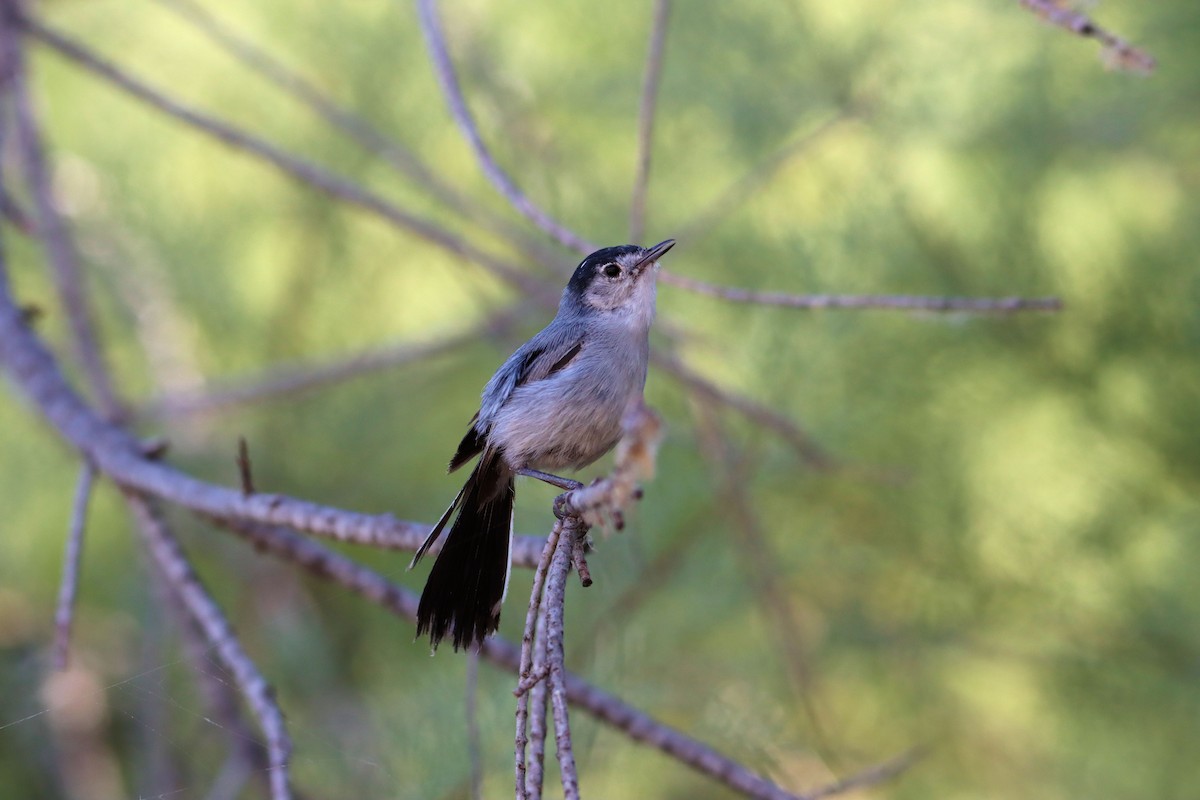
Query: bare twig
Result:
<box><xmin>557</xmin><ymin>400</ymin><xmax>664</xmax><ymax>527</ymax></box>
<box><xmin>52</xmin><ymin>464</ymin><xmax>95</xmax><ymax>670</ymax></box>
<box><xmin>515</xmin><ymin>665</ymin><xmax>550</xmax><ymax>702</ymax></box>
<box><xmin>1019</xmin><ymin>0</ymin><xmax>1156</xmax><ymax>74</ymax></box>
<box><xmin>0</xmin><ymin>259</ymin><xmax>556</xmax><ymax>562</ymax></box>
<box><xmin>152</xmin><ymin>0</ymin><xmax>565</xmax><ymax>274</ymax></box>
<box><xmin>525</xmin><ymin>603</ymin><xmax>550</xmax><ymax>800</ymax></box>
<box><xmin>413</xmin><ymin>0</ymin><xmax>595</xmax><ymax>254</ymax></box>
<box><xmin>516</xmin><ymin>522</ymin><xmax>560</xmax><ymax>798</ymax></box>
<box><xmin>3</xmin><ymin>9</ymin><xmax>122</xmax><ymax>418</ymax></box>
<box><xmin>517</xmin><ymin>523</ymin><xmax>563</xmax><ymax>695</ymax></box>
<box><xmin>127</xmin><ymin>496</ymin><xmax>293</xmax><ymax>800</ymax></box>
<box><xmin>0</xmin><ymin>3</ymin><xmax>954</xmax><ymax>797</ymax></box>
<box><xmin>801</xmin><ymin>748</ymin><xmax>923</xmax><ymax>800</ymax></box>
<box><xmin>652</xmin><ymin>349</ymin><xmax>835</xmax><ymax>468</ymax></box>
<box><xmin>236</xmin><ymin>437</ymin><xmax>255</xmax><ymax>496</ymax></box>
<box><xmin>570</xmin><ymin>536</ymin><xmax>592</xmax><ymax>588</ymax></box>
<box><xmin>629</xmin><ymin>0</ymin><xmax>671</xmax><ymax>244</ymax></box>
<box><xmin>163</xmin><ymin>576</ymin><xmax>272</xmax><ymax>800</ymax></box>
<box><xmin>660</xmin><ymin>273</ymin><xmax>1064</xmax><ymax>314</ymax></box>
<box><xmin>524</xmin><ymin>403</ymin><xmax>664</xmax><ymax>797</ymax></box>
<box><xmin>4</xmin><ymin>7</ymin><xmax>110</xmax><ymax>688</ymax></box>
<box><xmin>544</xmin><ymin>517</ymin><xmax>581</xmax><ymax>800</ymax></box>
<box><xmin>211</xmin><ymin>513</ymin><xmax>813</xmax><ymax>800</ymax></box>
<box><xmin>142</xmin><ymin>304</ymin><xmax>527</xmax><ymax>420</ymax></box>
<box><xmin>1</xmin><ymin>20</ymin><xmax>291</xmax><ymax>797</ymax></box>
<box><xmin>22</xmin><ymin>17</ymin><xmax>552</xmax><ymax>299</ymax></box>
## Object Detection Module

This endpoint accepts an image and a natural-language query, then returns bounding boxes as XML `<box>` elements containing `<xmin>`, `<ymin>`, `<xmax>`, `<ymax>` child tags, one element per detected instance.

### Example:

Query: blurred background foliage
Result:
<box><xmin>1</xmin><ymin>0</ymin><xmax>1196</xmax><ymax>797</ymax></box>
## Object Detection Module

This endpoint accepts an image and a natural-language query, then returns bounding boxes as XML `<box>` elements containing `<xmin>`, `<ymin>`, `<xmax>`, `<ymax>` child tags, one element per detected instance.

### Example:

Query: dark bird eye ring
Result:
<box><xmin>603</xmin><ymin>263</ymin><xmax>621</xmax><ymax>277</ymax></box>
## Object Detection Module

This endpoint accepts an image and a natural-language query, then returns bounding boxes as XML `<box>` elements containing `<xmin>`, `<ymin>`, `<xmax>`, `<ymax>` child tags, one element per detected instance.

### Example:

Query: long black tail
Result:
<box><xmin>414</xmin><ymin>452</ymin><xmax>515</xmax><ymax>651</ymax></box>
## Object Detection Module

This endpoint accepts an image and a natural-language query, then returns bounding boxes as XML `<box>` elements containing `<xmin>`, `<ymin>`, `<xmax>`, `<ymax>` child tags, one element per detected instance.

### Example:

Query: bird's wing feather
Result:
<box><xmin>448</xmin><ymin>412</ymin><xmax>484</xmax><ymax>472</ymax></box>
<box><xmin>515</xmin><ymin>338</ymin><xmax>583</xmax><ymax>386</ymax></box>
<box><xmin>453</xmin><ymin>327</ymin><xmax>585</xmax><ymax>469</ymax></box>
<box><xmin>478</xmin><ymin>326</ymin><xmax>584</xmax><ymax>424</ymax></box>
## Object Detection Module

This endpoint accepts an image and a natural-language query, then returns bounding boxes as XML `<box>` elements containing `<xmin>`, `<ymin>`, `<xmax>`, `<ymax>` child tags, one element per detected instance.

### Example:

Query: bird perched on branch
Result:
<box><xmin>411</xmin><ymin>239</ymin><xmax>676</xmax><ymax>651</ymax></box>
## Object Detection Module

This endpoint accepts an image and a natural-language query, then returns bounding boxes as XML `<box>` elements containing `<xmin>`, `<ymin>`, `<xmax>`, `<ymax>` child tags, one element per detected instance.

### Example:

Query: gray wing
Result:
<box><xmin>477</xmin><ymin>322</ymin><xmax>584</xmax><ymax>427</ymax></box>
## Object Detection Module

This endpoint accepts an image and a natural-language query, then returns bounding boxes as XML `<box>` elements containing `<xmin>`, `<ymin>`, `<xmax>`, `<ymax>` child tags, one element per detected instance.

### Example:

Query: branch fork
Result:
<box><xmin>514</xmin><ymin>400</ymin><xmax>664</xmax><ymax>799</ymax></box>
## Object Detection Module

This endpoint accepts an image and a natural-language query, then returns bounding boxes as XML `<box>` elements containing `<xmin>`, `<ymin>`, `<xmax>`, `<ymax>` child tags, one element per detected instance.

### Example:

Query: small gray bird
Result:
<box><xmin>412</xmin><ymin>239</ymin><xmax>675</xmax><ymax>650</ymax></box>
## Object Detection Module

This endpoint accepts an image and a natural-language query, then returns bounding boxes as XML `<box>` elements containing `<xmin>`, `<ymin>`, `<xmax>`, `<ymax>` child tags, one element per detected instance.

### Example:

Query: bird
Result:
<box><xmin>410</xmin><ymin>239</ymin><xmax>676</xmax><ymax>651</ymax></box>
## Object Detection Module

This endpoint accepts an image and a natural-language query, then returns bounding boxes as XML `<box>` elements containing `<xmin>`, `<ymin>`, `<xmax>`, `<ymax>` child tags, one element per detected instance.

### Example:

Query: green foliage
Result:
<box><xmin>1</xmin><ymin>0</ymin><xmax>1196</xmax><ymax>797</ymax></box>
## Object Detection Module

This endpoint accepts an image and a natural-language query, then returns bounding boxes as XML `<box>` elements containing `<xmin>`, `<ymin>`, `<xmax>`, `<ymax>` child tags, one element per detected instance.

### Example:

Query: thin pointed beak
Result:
<box><xmin>634</xmin><ymin>238</ymin><xmax>675</xmax><ymax>273</ymax></box>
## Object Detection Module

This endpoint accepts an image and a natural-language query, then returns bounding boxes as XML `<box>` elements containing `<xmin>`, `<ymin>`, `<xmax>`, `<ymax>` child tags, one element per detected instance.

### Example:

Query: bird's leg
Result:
<box><xmin>519</xmin><ymin>469</ymin><xmax>584</xmax><ymax>521</ymax></box>
<box><xmin>518</xmin><ymin>468</ymin><xmax>583</xmax><ymax>492</ymax></box>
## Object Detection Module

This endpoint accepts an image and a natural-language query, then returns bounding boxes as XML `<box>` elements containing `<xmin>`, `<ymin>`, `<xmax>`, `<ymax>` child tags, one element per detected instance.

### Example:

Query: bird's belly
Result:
<box><xmin>490</xmin><ymin>379</ymin><xmax>636</xmax><ymax>472</ymax></box>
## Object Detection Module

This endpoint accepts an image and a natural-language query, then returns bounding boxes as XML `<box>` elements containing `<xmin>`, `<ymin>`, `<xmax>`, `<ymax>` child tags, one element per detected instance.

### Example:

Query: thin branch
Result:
<box><xmin>1</xmin><ymin>21</ymin><xmax>291</xmax><ymax>796</ymax></box>
<box><xmin>525</xmin><ymin>603</ymin><xmax>550</xmax><ymax>800</ymax></box>
<box><xmin>3</xmin><ymin>9</ymin><xmax>122</xmax><ymax>417</ymax></box>
<box><xmin>22</xmin><ymin>17</ymin><xmax>552</xmax><ymax>299</ymax></box>
<box><xmin>152</xmin><ymin>0</ymin><xmax>565</xmax><ymax>274</ymax></box>
<box><xmin>163</xmin><ymin>576</ymin><xmax>273</xmax><ymax>800</ymax></box>
<box><xmin>660</xmin><ymin>273</ymin><xmax>1064</xmax><ymax>314</ymax></box>
<box><xmin>4</xmin><ymin>7</ymin><xmax>111</xmax><ymax>680</ymax></box>
<box><xmin>413</xmin><ymin>0</ymin><xmax>595</xmax><ymax>254</ymax></box>
<box><xmin>127</xmin><ymin>495</ymin><xmax>292</xmax><ymax>800</ymax></box>
<box><xmin>516</xmin><ymin>523</ymin><xmax>561</xmax><ymax>799</ymax></box>
<box><xmin>236</xmin><ymin>437</ymin><xmax>255</xmax><ymax>496</ymax></box>
<box><xmin>211</xmin><ymin>513</ymin><xmax>813</xmax><ymax>800</ymax></box>
<box><xmin>1018</xmin><ymin>0</ymin><xmax>1155</xmax><ymax>74</ymax></box>
<box><xmin>570</xmin><ymin>535</ymin><xmax>592</xmax><ymax>588</ymax></box>
<box><xmin>555</xmin><ymin>659</ymin><xmax>806</xmax><ymax>800</ymax></box>
<box><xmin>0</xmin><ymin>266</ymin><xmax>555</xmax><ymax>563</ymax></box>
<box><xmin>526</xmin><ymin>403</ymin><xmax>664</xmax><ymax>797</ymax></box>
<box><xmin>141</xmin><ymin>304</ymin><xmax>527</xmax><ymax>420</ymax></box>
<box><xmin>52</xmin><ymin>464</ymin><xmax>95</xmax><ymax>670</ymax></box>
<box><xmin>652</xmin><ymin>349</ymin><xmax>835</xmax><ymax>469</ymax></box>
<box><xmin>0</xmin><ymin>8</ymin><xmax>939</xmax><ymax>799</ymax></box>
<box><xmin>557</xmin><ymin>401</ymin><xmax>664</xmax><ymax>532</ymax></box>
<box><xmin>544</xmin><ymin>518</ymin><xmax>581</xmax><ymax>800</ymax></box>
<box><xmin>629</xmin><ymin>0</ymin><xmax>671</xmax><ymax>244</ymax></box>
<box><xmin>801</xmin><ymin>748</ymin><xmax>924</xmax><ymax>800</ymax></box>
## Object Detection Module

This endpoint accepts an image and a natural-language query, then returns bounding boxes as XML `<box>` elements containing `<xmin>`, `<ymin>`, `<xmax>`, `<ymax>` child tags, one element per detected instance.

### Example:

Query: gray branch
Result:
<box><xmin>660</xmin><ymin>273</ymin><xmax>1064</xmax><ymax>314</ymax></box>
<box><xmin>414</xmin><ymin>0</ymin><xmax>596</xmax><ymax>254</ymax></box>
<box><xmin>128</xmin><ymin>496</ymin><xmax>293</xmax><ymax>800</ymax></box>
<box><xmin>215</xmin><ymin>514</ymin><xmax>836</xmax><ymax>800</ymax></box>
<box><xmin>52</xmin><ymin>464</ymin><xmax>94</xmax><ymax>670</ymax></box>
<box><xmin>1018</xmin><ymin>0</ymin><xmax>1155</xmax><ymax>73</ymax></box>
<box><xmin>22</xmin><ymin>16</ymin><xmax>552</xmax><ymax>300</ymax></box>
<box><xmin>629</xmin><ymin>0</ymin><xmax>671</xmax><ymax>244</ymax></box>
<box><xmin>142</xmin><ymin>304</ymin><xmax>528</xmax><ymax>420</ymax></box>
<box><xmin>4</xmin><ymin>16</ymin><xmax>121</xmax><ymax>417</ymax></box>
<box><xmin>545</xmin><ymin>518</ymin><xmax>581</xmax><ymax>799</ymax></box>
<box><xmin>0</xmin><ymin>257</ymin><xmax>551</xmax><ymax>562</ymax></box>
<box><xmin>153</xmin><ymin>0</ymin><xmax>565</xmax><ymax>274</ymax></box>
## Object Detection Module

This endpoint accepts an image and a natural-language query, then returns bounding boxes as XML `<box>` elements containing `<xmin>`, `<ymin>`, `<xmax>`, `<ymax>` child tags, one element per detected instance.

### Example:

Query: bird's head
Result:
<box><xmin>563</xmin><ymin>239</ymin><xmax>675</xmax><ymax>328</ymax></box>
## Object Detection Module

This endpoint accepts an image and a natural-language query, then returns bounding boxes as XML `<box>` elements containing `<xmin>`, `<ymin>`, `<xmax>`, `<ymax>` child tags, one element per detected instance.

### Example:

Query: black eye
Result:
<box><xmin>603</xmin><ymin>263</ymin><xmax>621</xmax><ymax>278</ymax></box>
